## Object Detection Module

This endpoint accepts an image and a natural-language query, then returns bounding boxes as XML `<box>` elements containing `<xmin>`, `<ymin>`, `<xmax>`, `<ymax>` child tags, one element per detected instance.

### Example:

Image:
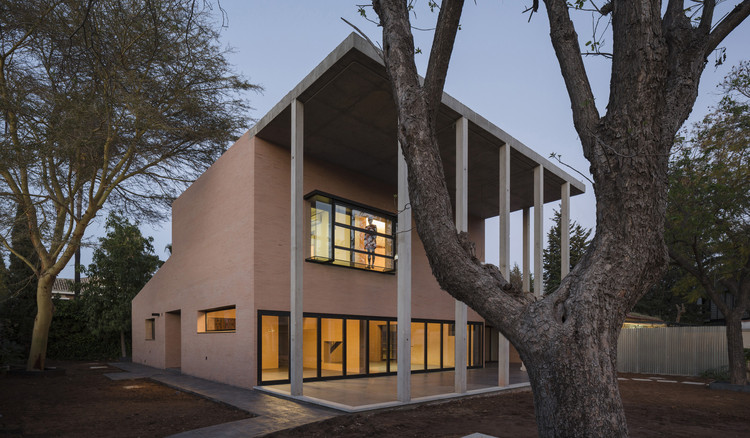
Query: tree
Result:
<box><xmin>0</xmin><ymin>207</ymin><xmax>41</xmax><ymax>355</ymax></box>
<box><xmin>666</xmin><ymin>61</ymin><xmax>750</xmax><ymax>384</ymax></box>
<box><xmin>508</xmin><ymin>263</ymin><xmax>533</xmax><ymax>294</ymax></box>
<box><xmin>0</xmin><ymin>0</ymin><xmax>257</xmax><ymax>370</ymax></box>
<box><xmin>81</xmin><ymin>213</ymin><xmax>162</xmax><ymax>358</ymax></box>
<box><xmin>369</xmin><ymin>0</ymin><xmax>750</xmax><ymax>435</ymax></box>
<box><xmin>543</xmin><ymin>209</ymin><xmax>592</xmax><ymax>294</ymax></box>
<box><xmin>632</xmin><ymin>263</ymin><xmax>707</xmax><ymax>324</ymax></box>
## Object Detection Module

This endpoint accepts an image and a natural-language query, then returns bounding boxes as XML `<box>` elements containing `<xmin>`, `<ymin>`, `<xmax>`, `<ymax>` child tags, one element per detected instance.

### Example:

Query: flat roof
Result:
<box><xmin>247</xmin><ymin>33</ymin><xmax>585</xmax><ymax>219</ymax></box>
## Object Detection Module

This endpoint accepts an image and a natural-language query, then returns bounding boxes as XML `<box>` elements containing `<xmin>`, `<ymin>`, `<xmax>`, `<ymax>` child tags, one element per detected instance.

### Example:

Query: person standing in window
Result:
<box><xmin>364</xmin><ymin>217</ymin><xmax>377</xmax><ymax>269</ymax></box>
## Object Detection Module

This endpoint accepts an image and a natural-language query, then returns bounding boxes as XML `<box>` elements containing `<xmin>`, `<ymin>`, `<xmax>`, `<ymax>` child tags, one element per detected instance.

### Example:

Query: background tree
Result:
<box><xmin>543</xmin><ymin>209</ymin><xmax>592</xmax><ymax>294</ymax></box>
<box><xmin>508</xmin><ymin>263</ymin><xmax>533</xmax><ymax>294</ymax></box>
<box><xmin>369</xmin><ymin>0</ymin><xmax>750</xmax><ymax>435</ymax></box>
<box><xmin>0</xmin><ymin>207</ymin><xmax>41</xmax><ymax>356</ymax></box>
<box><xmin>666</xmin><ymin>61</ymin><xmax>750</xmax><ymax>384</ymax></box>
<box><xmin>81</xmin><ymin>213</ymin><xmax>162</xmax><ymax>358</ymax></box>
<box><xmin>0</xmin><ymin>0</ymin><xmax>257</xmax><ymax>370</ymax></box>
<box><xmin>632</xmin><ymin>264</ymin><xmax>707</xmax><ymax>323</ymax></box>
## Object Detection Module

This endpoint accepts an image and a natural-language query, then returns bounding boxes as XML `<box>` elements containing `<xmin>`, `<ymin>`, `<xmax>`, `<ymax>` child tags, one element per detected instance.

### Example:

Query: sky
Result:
<box><xmin>59</xmin><ymin>1</ymin><xmax>750</xmax><ymax>277</ymax></box>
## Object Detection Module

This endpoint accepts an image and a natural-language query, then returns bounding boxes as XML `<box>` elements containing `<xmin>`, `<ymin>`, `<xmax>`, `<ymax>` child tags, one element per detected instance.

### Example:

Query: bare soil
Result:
<box><xmin>2</xmin><ymin>362</ymin><xmax>748</xmax><ymax>438</ymax></box>
<box><xmin>268</xmin><ymin>373</ymin><xmax>750</xmax><ymax>438</ymax></box>
<box><xmin>0</xmin><ymin>360</ymin><xmax>251</xmax><ymax>437</ymax></box>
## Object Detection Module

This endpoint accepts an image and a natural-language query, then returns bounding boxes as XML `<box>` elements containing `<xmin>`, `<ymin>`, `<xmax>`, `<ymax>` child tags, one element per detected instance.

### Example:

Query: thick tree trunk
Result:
<box><xmin>725</xmin><ymin>312</ymin><xmax>748</xmax><ymax>385</ymax></box>
<box><xmin>26</xmin><ymin>273</ymin><xmax>55</xmax><ymax>371</ymax></box>
<box><xmin>526</xmin><ymin>339</ymin><xmax>626</xmax><ymax>436</ymax></box>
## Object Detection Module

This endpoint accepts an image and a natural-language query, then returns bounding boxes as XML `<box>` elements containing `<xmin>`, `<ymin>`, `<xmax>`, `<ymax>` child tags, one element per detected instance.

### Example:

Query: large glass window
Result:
<box><xmin>257</xmin><ymin>311</ymin><xmax>483</xmax><ymax>385</ymax></box>
<box><xmin>307</xmin><ymin>192</ymin><xmax>396</xmax><ymax>272</ymax></box>
<box><xmin>260</xmin><ymin>314</ymin><xmax>289</xmax><ymax>382</ymax></box>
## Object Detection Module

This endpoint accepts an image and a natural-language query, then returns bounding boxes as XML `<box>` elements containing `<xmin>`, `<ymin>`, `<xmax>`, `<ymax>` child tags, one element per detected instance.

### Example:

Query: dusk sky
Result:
<box><xmin>60</xmin><ymin>1</ymin><xmax>750</xmax><ymax>277</ymax></box>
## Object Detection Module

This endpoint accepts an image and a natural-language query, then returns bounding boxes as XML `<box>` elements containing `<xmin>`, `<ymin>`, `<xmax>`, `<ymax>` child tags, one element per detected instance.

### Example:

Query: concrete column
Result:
<box><xmin>497</xmin><ymin>143</ymin><xmax>511</xmax><ymax>387</ymax></box>
<box><xmin>455</xmin><ymin>117</ymin><xmax>468</xmax><ymax>394</ymax></box>
<box><xmin>561</xmin><ymin>182</ymin><xmax>571</xmax><ymax>278</ymax></box>
<box><xmin>534</xmin><ymin>165</ymin><xmax>544</xmax><ymax>298</ymax></box>
<box><xmin>290</xmin><ymin>99</ymin><xmax>304</xmax><ymax>396</ymax></box>
<box><xmin>522</xmin><ymin>207</ymin><xmax>530</xmax><ymax>293</ymax></box>
<box><xmin>397</xmin><ymin>142</ymin><xmax>412</xmax><ymax>403</ymax></box>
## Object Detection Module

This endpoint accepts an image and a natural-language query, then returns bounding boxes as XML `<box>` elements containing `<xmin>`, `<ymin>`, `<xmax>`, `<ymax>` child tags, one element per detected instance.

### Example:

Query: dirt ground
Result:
<box><xmin>269</xmin><ymin>373</ymin><xmax>750</xmax><ymax>438</ymax></box>
<box><xmin>0</xmin><ymin>360</ymin><xmax>251</xmax><ymax>437</ymax></box>
<box><xmin>2</xmin><ymin>362</ymin><xmax>749</xmax><ymax>438</ymax></box>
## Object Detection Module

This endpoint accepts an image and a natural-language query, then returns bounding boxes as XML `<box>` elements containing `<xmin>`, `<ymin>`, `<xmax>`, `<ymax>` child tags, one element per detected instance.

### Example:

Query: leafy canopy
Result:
<box><xmin>81</xmin><ymin>213</ymin><xmax>162</xmax><ymax>337</ymax></box>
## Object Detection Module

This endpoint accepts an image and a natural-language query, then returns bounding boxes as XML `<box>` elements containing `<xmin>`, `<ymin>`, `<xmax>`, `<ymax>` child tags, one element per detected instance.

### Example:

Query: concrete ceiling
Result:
<box><xmin>250</xmin><ymin>34</ymin><xmax>585</xmax><ymax>219</ymax></box>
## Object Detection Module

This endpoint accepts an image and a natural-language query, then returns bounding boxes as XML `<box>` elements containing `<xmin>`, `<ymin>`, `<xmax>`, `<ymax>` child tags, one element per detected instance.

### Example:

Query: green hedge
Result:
<box><xmin>46</xmin><ymin>299</ymin><xmax>127</xmax><ymax>360</ymax></box>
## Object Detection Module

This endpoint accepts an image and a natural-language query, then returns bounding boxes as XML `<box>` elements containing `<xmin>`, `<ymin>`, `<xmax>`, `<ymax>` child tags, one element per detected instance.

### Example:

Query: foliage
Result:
<box><xmin>80</xmin><ymin>213</ymin><xmax>162</xmax><ymax>355</ymax></box>
<box><xmin>0</xmin><ymin>0</ymin><xmax>256</xmax><ymax>369</ymax></box>
<box><xmin>509</xmin><ymin>263</ymin><xmax>533</xmax><ymax>293</ymax></box>
<box><xmin>633</xmin><ymin>264</ymin><xmax>707</xmax><ymax>324</ymax></box>
<box><xmin>0</xmin><ymin>208</ymin><xmax>40</xmax><ymax>354</ymax></box>
<box><xmin>47</xmin><ymin>298</ymin><xmax>122</xmax><ymax>360</ymax></box>
<box><xmin>699</xmin><ymin>365</ymin><xmax>731</xmax><ymax>381</ymax></box>
<box><xmin>666</xmin><ymin>61</ymin><xmax>750</xmax><ymax>384</ymax></box>
<box><xmin>542</xmin><ymin>209</ymin><xmax>592</xmax><ymax>294</ymax></box>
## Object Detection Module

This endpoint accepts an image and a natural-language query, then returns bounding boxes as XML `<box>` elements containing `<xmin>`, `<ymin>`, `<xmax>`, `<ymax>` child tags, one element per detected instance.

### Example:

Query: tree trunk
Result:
<box><xmin>526</xmin><ymin>339</ymin><xmax>626</xmax><ymax>436</ymax></box>
<box><xmin>26</xmin><ymin>273</ymin><xmax>55</xmax><ymax>371</ymax></box>
<box><xmin>121</xmin><ymin>329</ymin><xmax>127</xmax><ymax>358</ymax></box>
<box><xmin>725</xmin><ymin>311</ymin><xmax>747</xmax><ymax>385</ymax></box>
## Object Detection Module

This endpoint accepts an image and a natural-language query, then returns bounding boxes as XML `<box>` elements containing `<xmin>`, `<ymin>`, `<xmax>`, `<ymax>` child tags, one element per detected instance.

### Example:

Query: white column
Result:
<box><xmin>497</xmin><ymin>143</ymin><xmax>511</xmax><ymax>387</ymax></box>
<box><xmin>455</xmin><ymin>117</ymin><xmax>468</xmax><ymax>394</ymax></box>
<box><xmin>561</xmin><ymin>182</ymin><xmax>571</xmax><ymax>278</ymax></box>
<box><xmin>290</xmin><ymin>99</ymin><xmax>304</xmax><ymax>396</ymax></box>
<box><xmin>522</xmin><ymin>207</ymin><xmax>530</xmax><ymax>293</ymax></box>
<box><xmin>534</xmin><ymin>165</ymin><xmax>544</xmax><ymax>298</ymax></box>
<box><xmin>397</xmin><ymin>142</ymin><xmax>412</xmax><ymax>403</ymax></box>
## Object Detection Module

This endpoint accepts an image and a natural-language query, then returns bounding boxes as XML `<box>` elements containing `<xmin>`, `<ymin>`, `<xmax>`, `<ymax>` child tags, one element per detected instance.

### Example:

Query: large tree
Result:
<box><xmin>370</xmin><ymin>0</ymin><xmax>750</xmax><ymax>436</ymax></box>
<box><xmin>81</xmin><ymin>213</ymin><xmax>162</xmax><ymax>358</ymax></box>
<box><xmin>666</xmin><ymin>61</ymin><xmax>750</xmax><ymax>384</ymax></box>
<box><xmin>0</xmin><ymin>0</ymin><xmax>256</xmax><ymax>370</ymax></box>
<box><xmin>543</xmin><ymin>209</ymin><xmax>592</xmax><ymax>294</ymax></box>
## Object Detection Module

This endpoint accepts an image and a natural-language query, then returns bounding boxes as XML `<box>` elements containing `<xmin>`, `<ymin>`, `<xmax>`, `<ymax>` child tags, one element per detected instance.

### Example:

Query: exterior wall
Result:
<box><xmin>132</xmin><ymin>133</ymin><xmax>256</xmax><ymax>388</ymax></box>
<box><xmin>252</xmin><ymin>137</ymin><xmax>484</xmax><ymax>322</ymax></box>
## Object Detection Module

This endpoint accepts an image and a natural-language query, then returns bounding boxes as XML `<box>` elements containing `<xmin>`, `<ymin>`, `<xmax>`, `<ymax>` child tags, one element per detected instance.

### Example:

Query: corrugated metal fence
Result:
<box><xmin>617</xmin><ymin>326</ymin><xmax>727</xmax><ymax>375</ymax></box>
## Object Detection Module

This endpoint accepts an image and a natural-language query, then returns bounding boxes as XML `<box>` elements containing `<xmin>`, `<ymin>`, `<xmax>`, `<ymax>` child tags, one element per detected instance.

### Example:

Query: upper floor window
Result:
<box><xmin>306</xmin><ymin>191</ymin><xmax>396</xmax><ymax>273</ymax></box>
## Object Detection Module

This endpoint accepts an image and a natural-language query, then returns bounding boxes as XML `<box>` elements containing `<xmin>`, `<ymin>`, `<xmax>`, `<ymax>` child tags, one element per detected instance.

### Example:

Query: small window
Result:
<box><xmin>198</xmin><ymin>306</ymin><xmax>236</xmax><ymax>333</ymax></box>
<box><xmin>145</xmin><ymin>319</ymin><xmax>155</xmax><ymax>340</ymax></box>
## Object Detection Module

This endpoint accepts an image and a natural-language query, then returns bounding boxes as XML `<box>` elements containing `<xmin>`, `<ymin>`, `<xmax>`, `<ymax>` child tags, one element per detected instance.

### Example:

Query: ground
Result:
<box><xmin>1</xmin><ymin>362</ymin><xmax>748</xmax><ymax>437</ymax></box>
<box><xmin>0</xmin><ymin>361</ymin><xmax>250</xmax><ymax>437</ymax></box>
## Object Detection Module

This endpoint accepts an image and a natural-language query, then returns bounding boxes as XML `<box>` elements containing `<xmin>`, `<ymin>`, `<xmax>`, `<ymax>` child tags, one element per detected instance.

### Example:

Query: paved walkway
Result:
<box><xmin>106</xmin><ymin>362</ymin><xmax>340</xmax><ymax>437</ymax></box>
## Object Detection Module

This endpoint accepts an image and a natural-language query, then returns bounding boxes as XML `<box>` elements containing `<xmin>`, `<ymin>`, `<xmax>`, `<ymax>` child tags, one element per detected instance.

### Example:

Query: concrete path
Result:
<box><xmin>106</xmin><ymin>362</ymin><xmax>340</xmax><ymax>437</ymax></box>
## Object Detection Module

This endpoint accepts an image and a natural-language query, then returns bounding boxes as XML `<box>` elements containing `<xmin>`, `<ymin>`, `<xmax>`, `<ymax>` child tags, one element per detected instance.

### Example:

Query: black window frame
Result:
<box><xmin>306</xmin><ymin>190</ymin><xmax>397</xmax><ymax>273</ymax></box>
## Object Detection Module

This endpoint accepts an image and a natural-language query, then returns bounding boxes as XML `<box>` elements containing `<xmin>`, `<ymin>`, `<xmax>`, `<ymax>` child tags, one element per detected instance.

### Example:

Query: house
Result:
<box><xmin>52</xmin><ymin>278</ymin><xmax>87</xmax><ymax>300</ymax></box>
<box><xmin>131</xmin><ymin>34</ymin><xmax>585</xmax><ymax>401</ymax></box>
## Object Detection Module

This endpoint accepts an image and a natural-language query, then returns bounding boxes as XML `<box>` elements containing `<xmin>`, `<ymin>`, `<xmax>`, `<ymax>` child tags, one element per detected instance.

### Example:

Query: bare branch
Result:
<box><xmin>424</xmin><ymin>0</ymin><xmax>464</xmax><ymax>118</ymax></box>
<box><xmin>706</xmin><ymin>0</ymin><xmax>750</xmax><ymax>56</ymax></box>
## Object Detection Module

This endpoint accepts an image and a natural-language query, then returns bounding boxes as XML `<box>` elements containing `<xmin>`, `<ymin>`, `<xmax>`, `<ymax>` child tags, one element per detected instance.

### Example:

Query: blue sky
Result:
<box><xmin>60</xmin><ymin>1</ymin><xmax>750</xmax><ymax>277</ymax></box>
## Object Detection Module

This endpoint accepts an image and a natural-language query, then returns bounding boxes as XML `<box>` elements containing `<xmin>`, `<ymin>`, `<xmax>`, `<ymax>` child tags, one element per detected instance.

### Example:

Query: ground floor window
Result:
<box><xmin>145</xmin><ymin>318</ymin><xmax>155</xmax><ymax>340</ymax></box>
<box><xmin>197</xmin><ymin>306</ymin><xmax>236</xmax><ymax>333</ymax></box>
<box><xmin>257</xmin><ymin>310</ymin><xmax>483</xmax><ymax>385</ymax></box>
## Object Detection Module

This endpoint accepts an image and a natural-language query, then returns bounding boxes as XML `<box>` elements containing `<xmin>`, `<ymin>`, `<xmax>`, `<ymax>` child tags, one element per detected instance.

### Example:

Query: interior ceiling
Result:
<box><xmin>256</xmin><ymin>49</ymin><xmax>582</xmax><ymax>219</ymax></box>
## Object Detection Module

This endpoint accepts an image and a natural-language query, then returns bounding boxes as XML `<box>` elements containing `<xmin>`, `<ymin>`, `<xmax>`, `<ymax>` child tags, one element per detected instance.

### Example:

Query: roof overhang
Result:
<box><xmin>247</xmin><ymin>33</ymin><xmax>585</xmax><ymax>219</ymax></box>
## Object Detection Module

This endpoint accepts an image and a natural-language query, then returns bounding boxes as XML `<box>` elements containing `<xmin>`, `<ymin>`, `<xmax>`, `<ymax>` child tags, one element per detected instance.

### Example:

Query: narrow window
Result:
<box><xmin>145</xmin><ymin>318</ymin><xmax>155</xmax><ymax>340</ymax></box>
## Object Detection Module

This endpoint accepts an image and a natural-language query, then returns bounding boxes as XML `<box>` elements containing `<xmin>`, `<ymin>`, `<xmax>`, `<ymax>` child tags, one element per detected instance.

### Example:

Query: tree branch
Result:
<box><xmin>542</xmin><ymin>0</ymin><xmax>600</xmax><ymax>152</ymax></box>
<box><xmin>424</xmin><ymin>0</ymin><xmax>464</xmax><ymax>119</ymax></box>
<box><xmin>706</xmin><ymin>0</ymin><xmax>750</xmax><ymax>56</ymax></box>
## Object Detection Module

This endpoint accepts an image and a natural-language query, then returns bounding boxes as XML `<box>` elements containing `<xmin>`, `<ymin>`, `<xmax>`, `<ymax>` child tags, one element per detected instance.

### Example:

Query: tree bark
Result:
<box><xmin>26</xmin><ymin>273</ymin><xmax>55</xmax><ymax>371</ymax></box>
<box><xmin>725</xmin><ymin>311</ymin><xmax>747</xmax><ymax>385</ymax></box>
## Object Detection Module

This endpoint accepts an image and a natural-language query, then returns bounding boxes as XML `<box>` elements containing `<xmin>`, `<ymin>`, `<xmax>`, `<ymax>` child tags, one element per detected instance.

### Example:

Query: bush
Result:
<box><xmin>700</xmin><ymin>366</ymin><xmax>730</xmax><ymax>381</ymax></box>
<box><xmin>46</xmin><ymin>299</ymin><xmax>125</xmax><ymax>360</ymax></box>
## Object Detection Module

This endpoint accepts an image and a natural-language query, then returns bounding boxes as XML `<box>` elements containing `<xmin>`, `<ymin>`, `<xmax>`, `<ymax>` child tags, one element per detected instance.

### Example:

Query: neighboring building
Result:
<box><xmin>131</xmin><ymin>34</ymin><xmax>585</xmax><ymax>396</ymax></box>
<box><xmin>52</xmin><ymin>278</ymin><xmax>87</xmax><ymax>300</ymax></box>
<box><xmin>623</xmin><ymin>313</ymin><xmax>667</xmax><ymax>329</ymax></box>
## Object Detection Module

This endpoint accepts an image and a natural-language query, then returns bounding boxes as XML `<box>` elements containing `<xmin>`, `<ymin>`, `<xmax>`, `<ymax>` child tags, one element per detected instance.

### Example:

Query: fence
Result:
<box><xmin>617</xmin><ymin>326</ymin><xmax>728</xmax><ymax>376</ymax></box>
